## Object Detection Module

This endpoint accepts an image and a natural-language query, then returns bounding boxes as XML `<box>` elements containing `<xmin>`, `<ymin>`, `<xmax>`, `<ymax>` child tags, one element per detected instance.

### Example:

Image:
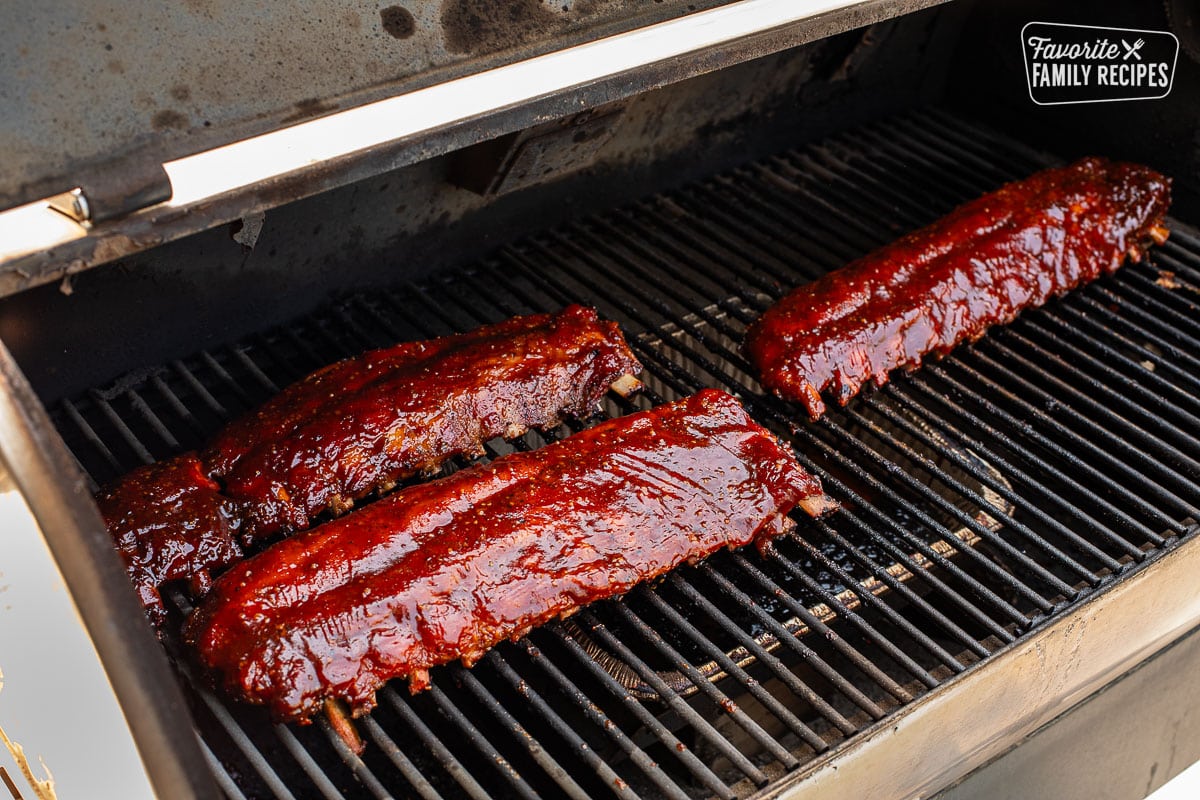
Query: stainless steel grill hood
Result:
<box><xmin>0</xmin><ymin>0</ymin><xmax>941</xmax><ymax>294</ymax></box>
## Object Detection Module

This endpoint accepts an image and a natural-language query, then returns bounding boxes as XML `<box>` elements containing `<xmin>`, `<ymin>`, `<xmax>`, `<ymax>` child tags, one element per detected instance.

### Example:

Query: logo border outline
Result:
<box><xmin>1021</xmin><ymin>20</ymin><xmax>1179</xmax><ymax>107</ymax></box>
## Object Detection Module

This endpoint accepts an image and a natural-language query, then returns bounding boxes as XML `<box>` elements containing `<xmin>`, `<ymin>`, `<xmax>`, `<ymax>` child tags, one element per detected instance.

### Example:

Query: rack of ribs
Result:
<box><xmin>744</xmin><ymin>157</ymin><xmax>1171</xmax><ymax>419</ymax></box>
<box><xmin>96</xmin><ymin>305</ymin><xmax>643</xmax><ymax>626</ymax></box>
<box><xmin>184</xmin><ymin>389</ymin><xmax>837</xmax><ymax>724</ymax></box>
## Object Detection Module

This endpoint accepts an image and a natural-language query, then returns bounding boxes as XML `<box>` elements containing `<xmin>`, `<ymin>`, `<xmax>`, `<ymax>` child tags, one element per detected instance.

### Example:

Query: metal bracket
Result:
<box><xmin>46</xmin><ymin>188</ymin><xmax>91</xmax><ymax>225</ymax></box>
<box><xmin>449</xmin><ymin>108</ymin><xmax>624</xmax><ymax>196</ymax></box>
<box><xmin>69</xmin><ymin>157</ymin><xmax>173</xmax><ymax>224</ymax></box>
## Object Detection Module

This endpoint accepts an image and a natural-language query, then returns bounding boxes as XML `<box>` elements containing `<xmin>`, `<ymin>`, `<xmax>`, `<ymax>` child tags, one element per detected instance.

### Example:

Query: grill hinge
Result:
<box><xmin>48</xmin><ymin>156</ymin><xmax>172</xmax><ymax>225</ymax></box>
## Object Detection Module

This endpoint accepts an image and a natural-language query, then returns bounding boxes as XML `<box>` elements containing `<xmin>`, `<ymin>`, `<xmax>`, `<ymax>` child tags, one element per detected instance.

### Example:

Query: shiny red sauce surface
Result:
<box><xmin>98</xmin><ymin>306</ymin><xmax>640</xmax><ymax>625</ymax></box>
<box><xmin>95</xmin><ymin>454</ymin><xmax>241</xmax><ymax>626</ymax></box>
<box><xmin>213</xmin><ymin>304</ymin><xmax>642</xmax><ymax>542</ymax></box>
<box><xmin>184</xmin><ymin>389</ymin><xmax>833</xmax><ymax>723</ymax></box>
<box><xmin>744</xmin><ymin>158</ymin><xmax>1171</xmax><ymax>418</ymax></box>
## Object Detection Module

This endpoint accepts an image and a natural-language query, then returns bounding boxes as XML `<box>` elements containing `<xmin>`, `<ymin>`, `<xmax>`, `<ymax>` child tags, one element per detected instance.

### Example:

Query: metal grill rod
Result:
<box><xmin>573</xmin><ymin>610</ymin><xmax>770</xmax><ymax>787</ymax></box>
<box><xmin>548</xmin><ymin>625</ymin><xmax>738</xmax><ymax>800</ymax></box>
<box><xmin>929</xmin><ymin>355</ymin><xmax>1193</xmax><ymax>534</ymax></box>
<box><xmin>199</xmin><ymin>738</ymin><xmax>250</xmax><ymax>800</ymax></box>
<box><xmin>838</xmin><ymin>402</ymin><xmax>1117</xmax><ymax>576</ymax></box>
<box><xmin>357</xmin><ymin>717</ymin><xmax>447</xmax><ymax>800</ymax></box>
<box><xmin>969</xmin><ymin>345</ymin><xmax>1200</xmax><ymax>504</ymax></box>
<box><xmin>274</xmin><ymin>724</ymin><xmax>355</xmax><ymax>800</ymax></box>
<box><xmin>509</xmin><ymin>641</ymin><xmax>689</xmax><ymax>800</ymax></box>
<box><xmin>633</xmin><ymin>588</ymin><xmax>827</xmax><ymax>745</ymax></box>
<box><xmin>757</xmin><ymin>540</ymin><xmax>956</xmax><ymax>682</ymax></box>
<box><xmin>1018</xmin><ymin>308</ymin><xmax>1200</xmax><ymax>424</ymax></box>
<box><xmin>450</xmin><ymin>666</ymin><xmax>593</xmax><ymax>800</ymax></box>
<box><xmin>725</xmin><ymin>552</ymin><xmax>913</xmax><ymax>702</ymax></box>
<box><xmin>660</xmin><ymin>574</ymin><xmax>854</xmax><ymax>740</ymax></box>
<box><xmin>199</xmin><ymin>351</ymin><xmax>255</xmax><ymax>407</ymax></box>
<box><xmin>89</xmin><ymin>391</ymin><xmax>155</xmax><ymax>464</ymax></box>
<box><xmin>380</xmin><ymin>688</ymin><xmax>494</xmax><ymax>800</ymax></box>
<box><xmin>483</xmin><ymin>651</ymin><xmax>647</xmax><ymax>800</ymax></box>
<box><xmin>149</xmin><ymin>374</ymin><xmax>208</xmax><ymax>441</ymax></box>
<box><xmin>884</xmin><ymin>381</ymin><xmax>1167</xmax><ymax>549</ymax></box>
<box><xmin>317</xmin><ymin>718</ymin><xmax>395</xmax><ymax>799</ymax></box>
<box><xmin>999</xmin><ymin>321</ymin><xmax>1200</xmax><ymax>449</ymax></box>
<box><xmin>1163</xmin><ymin>229</ymin><xmax>1200</xmax><ymax>276</ymax></box>
<box><xmin>170</xmin><ymin>359</ymin><xmax>230</xmax><ymax>419</ymax></box>
<box><xmin>816</xmin><ymin>413</ymin><xmax>1079</xmax><ymax>597</ymax></box>
<box><xmin>1055</xmin><ymin>298</ymin><xmax>1200</xmax><ymax>397</ymax></box>
<box><xmin>1101</xmin><ymin>270</ymin><xmax>1200</xmax><ymax>343</ymax></box>
<box><xmin>608</xmin><ymin>602</ymin><xmax>801</xmax><ymax>769</ymax></box>
<box><xmin>422</xmin><ymin>683</ymin><xmax>541</xmax><ymax>800</ymax></box>
<box><xmin>697</xmin><ymin>564</ymin><xmax>886</xmax><ymax>720</ymax></box>
<box><xmin>857</xmin><ymin>394</ymin><xmax>1137</xmax><ymax>564</ymax></box>
<box><xmin>177</xmin><ymin>664</ymin><xmax>302</xmax><ymax>800</ymax></box>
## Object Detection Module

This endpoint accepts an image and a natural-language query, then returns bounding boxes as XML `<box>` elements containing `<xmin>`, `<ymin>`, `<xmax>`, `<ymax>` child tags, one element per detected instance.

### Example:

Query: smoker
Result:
<box><xmin>1</xmin><ymin>0</ymin><xmax>1198</xmax><ymax>798</ymax></box>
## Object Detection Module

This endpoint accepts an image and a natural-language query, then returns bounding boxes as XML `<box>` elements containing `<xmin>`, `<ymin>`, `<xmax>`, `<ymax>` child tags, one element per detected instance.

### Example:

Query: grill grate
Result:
<box><xmin>53</xmin><ymin>110</ymin><xmax>1200</xmax><ymax>799</ymax></box>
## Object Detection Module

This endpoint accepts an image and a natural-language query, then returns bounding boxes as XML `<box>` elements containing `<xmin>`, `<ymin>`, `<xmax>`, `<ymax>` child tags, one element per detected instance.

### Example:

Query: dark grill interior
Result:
<box><xmin>54</xmin><ymin>110</ymin><xmax>1200</xmax><ymax>799</ymax></box>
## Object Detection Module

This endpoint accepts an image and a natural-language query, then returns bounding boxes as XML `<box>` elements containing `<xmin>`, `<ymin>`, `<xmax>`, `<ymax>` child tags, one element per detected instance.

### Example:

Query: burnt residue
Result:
<box><xmin>440</xmin><ymin>0</ymin><xmax>619</xmax><ymax>56</ymax></box>
<box><xmin>151</xmin><ymin>109</ymin><xmax>188</xmax><ymax>131</ymax></box>
<box><xmin>280</xmin><ymin>98</ymin><xmax>338</xmax><ymax>124</ymax></box>
<box><xmin>170</xmin><ymin>85</ymin><xmax>191</xmax><ymax>102</ymax></box>
<box><xmin>441</xmin><ymin>0</ymin><xmax>555</xmax><ymax>55</ymax></box>
<box><xmin>380</xmin><ymin>5</ymin><xmax>416</xmax><ymax>39</ymax></box>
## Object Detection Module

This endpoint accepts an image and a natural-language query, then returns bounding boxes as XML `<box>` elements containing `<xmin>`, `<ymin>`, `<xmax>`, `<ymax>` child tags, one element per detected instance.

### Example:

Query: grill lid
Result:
<box><xmin>0</xmin><ymin>0</ymin><xmax>732</xmax><ymax>216</ymax></box>
<box><xmin>0</xmin><ymin>0</ymin><xmax>947</xmax><ymax>288</ymax></box>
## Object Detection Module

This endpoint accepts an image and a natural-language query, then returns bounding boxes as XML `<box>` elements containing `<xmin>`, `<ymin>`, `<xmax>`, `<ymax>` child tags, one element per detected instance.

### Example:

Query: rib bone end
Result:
<box><xmin>324</xmin><ymin>699</ymin><xmax>365</xmax><ymax>755</ymax></box>
<box><xmin>610</xmin><ymin>374</ymin><xmax>644</xmax><ymax>398</ymax></box>
<box><xmin>798</xmin><ymin>493</ymin><xmax>840</xmax><ymax>519</ymax></box>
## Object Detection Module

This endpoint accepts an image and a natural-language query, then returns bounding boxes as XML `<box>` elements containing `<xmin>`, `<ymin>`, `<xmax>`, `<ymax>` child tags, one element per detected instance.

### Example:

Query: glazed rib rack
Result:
<box><xmin>56</xmin><ymin>111</ymin><xmax>1200</xmax><ymax>800</ymax></box>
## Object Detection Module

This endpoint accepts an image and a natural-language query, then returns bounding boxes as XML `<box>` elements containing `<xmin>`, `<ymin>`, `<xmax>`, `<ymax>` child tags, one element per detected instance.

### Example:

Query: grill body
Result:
<box><xmin>0</xmin><ymin>1</ymin><xmax>1199</xmax><ymax>798</ymax></box>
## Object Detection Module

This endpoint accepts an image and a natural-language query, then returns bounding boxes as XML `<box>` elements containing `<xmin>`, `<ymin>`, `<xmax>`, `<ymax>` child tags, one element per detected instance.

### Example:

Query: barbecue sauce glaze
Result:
<box><xmin>98</xmin><ymin>305</ymin><xmax>641</xmax><ymax>625</ymax></box>
<box><xmin>211</xmin><ymin>304</ymin><xmax>642</xmax><ymax>541</ymax></box>
<box><xmin>95</xmin><ymin>454</ymin><xmax>242</xmax><ymax>617</ymax></box>
<box><xmin>744</xmin><ymin>157</ymin><xmax>1171</xmax><ymax>418</ymax></box>
<box><xmin>185</xmin><ymin>390</ymin><xmax>834</xmax><ymax>723</ymax></box>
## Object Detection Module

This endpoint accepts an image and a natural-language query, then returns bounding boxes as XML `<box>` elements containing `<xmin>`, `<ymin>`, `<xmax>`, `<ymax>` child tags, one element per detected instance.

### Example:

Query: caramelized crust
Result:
<box><xmin>98</xmin><ymin>306</ymin><xmax>641</xmax><ymax>624</ymax></box>
<box><xmin>95</xmin><ymin>454</ymin><xmax>241</xmax><ymax>627</ymax></box>
<box><xmin>213</xmin><ymin>305</ymin><xmax>642</xmax><ymax>543</ymax></box>
<box><xmin>744</xmin><ymin>158</ymin><xmax>1171</xmax><ymax>418</ymax></box>
<box><xmin>185</xmin><ymin>390</ymin><xmax>835</xmax><ymax>723</ymax></box>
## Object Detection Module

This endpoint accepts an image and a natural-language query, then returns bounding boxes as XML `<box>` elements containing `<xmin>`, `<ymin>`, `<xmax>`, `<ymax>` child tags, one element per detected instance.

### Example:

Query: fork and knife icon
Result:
<box><xmin>1121</xmin><ymin>38</ymin><xmax>1145</xmax><ymax>60</ymax></box>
